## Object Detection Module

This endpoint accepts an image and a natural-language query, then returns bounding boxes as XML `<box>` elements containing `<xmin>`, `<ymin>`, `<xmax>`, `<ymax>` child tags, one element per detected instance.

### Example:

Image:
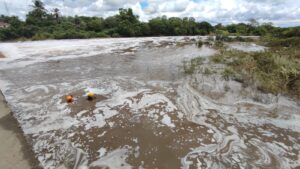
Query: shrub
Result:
<box><xmin>32</xmin><ymin>32</ymin><xmax>53</xmax><ymax>40</ymax></box>
<box><xmin>213</xmin><ymin>41</ymin><xmax>224</xmax><ymax>48</ymax></box>
<box><xmin>213</xmin><ymin>48</ymin><xmax>300</xmax><ymax>98</ymax></box>
<box><xmin>216</xmin><ymin>34</ymin><xmax>232</xmax><ymax>42</ymax></box>
<box><xmin>197</xmin><ymin>40</ymin><xmax>203</xmax><ymax>48</ymax></box>
<box><xmin>210</xmin><ymin>52</ymin><xmax>226</xmax><ymax>63</ymax></box>
<box><xmin>96</xmin><ymin>32</ymin><xmax>109</xmax><ymax>38</ymax></box>
<box><xmin>203</xmin><ymin>67</ymin><xmax>213</xmax><ymax>75</ymax></box>
<box><xmin>112</xmin><ymin>33</ymin><xmax>120</xmax><ymax>37</ymax></box>
<box><xmin>262</xmin><ymin>37</ymin><xmax>300</xmax><ymax>48</ymax></box>
<box><xmin>222</xmin><ymin>67</ymin><xmax>236</xmax><ymax>80</ymax></box>
<box><xmin>183</xmin><ymin>57</ymin><xmax>205</xmax><ymax>74</ymax></box>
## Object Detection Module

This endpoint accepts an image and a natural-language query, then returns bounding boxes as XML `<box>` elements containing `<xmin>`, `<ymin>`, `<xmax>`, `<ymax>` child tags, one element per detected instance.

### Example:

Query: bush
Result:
<box><xmin>197</xmin><ymin>40</ymin><xmax>203</xmax><ymax>48</ymax></box>
<box><xmin>216</xmin><ymin>34</ymin><xmax>232</xmax><ymax>42</ymax></box>
<box><xmin>111</xmin><ymin>33</ymin><xmax>120</xmax><ymax>37</ymax></box>
<box><xmin>203</xmin><ymin>67</ymin><xmax>213</xmax><ymax>75</ymax></box>
<box><xmin>234</xmin><ymin>36</ymin><xmax>254</xmax><ymax>42</ymax></box>
<box><xmin>183</xmin><ymin>57</ymin><xmax>205</xmax><ymax>74</ymax></box>
<box><xmin>52</xmin><ymin>30</ymin><xmax>91</xmax><ymax>39</ymax></box>
<box><xmin>96</xmin><ymin>32</ymin><xmax>109</xmax><ymax>38</ymax></box>
<box><xmin>211</xmin><ymin>48</ymin><xmax>300</xmax><ymax>98</ymax></box>
<box><xmin>32</xmin><ymin>32</ymin><xmax>53</xmax><ymax>40</ymax></box>
<box><xmin>213</xmin><ymin>41</ymin><xmax>225</xmax><ymax>49</ymax></box>
<box><xmin>222</xmin><ymin>67</ymin><xmax>236</xmax><ymax>80</ymax></box>
<box><xmin>262</xmin><ymin>36</ymin><xmax>300</xmax><ymax>48</ymax></box>
<box><xmin>210</xmin><ymin>50</ymin><xmax>228</xmax><ymax>63</ymax></box>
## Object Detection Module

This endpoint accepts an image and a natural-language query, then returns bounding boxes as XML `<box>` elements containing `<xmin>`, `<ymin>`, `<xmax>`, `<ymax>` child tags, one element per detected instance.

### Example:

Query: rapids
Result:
<box><xmin>0</xmin><ymin>37</ymin><xmax>299</xmax><ymax>169</ymax></box>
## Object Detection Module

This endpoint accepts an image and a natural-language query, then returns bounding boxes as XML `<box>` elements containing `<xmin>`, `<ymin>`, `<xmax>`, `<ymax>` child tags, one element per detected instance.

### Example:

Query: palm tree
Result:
<box><xmin>26</xmin><ymin>0</ymin><xmax>47</xmax><ymax>25</ymax></box>
<box><xmin>32</xmin><ymin>0</ymin><xmax>45</xmax><ymax>10</ymax></box>
<box><xmin>53</xmin><ymin>8</ymin><xmax>60</xmax><ymax>23</ymax></box>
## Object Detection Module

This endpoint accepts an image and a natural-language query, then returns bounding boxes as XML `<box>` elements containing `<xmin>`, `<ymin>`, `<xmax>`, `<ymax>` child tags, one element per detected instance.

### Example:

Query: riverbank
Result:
<box><xmin>0</xmin><ymin>91</ymin><xmax>41</xmax><ymax>169</ymax></box>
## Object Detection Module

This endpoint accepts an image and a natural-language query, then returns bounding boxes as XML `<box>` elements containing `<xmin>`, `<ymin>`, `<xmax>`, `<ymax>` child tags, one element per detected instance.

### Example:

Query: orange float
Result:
<box><xmin>65</xmin><ymin>95</ymin><xmax>73</xmax><ymax>103</ymax></box>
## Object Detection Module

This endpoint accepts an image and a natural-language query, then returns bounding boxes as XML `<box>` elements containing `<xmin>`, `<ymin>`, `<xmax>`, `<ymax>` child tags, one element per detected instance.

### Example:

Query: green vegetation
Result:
<box><xmin>183</xmin><ymin>57</ymin><xmax>205</xmax><ymax>74</ymax></box>
<box><xmin>0</xmin><ymin>0</ymin><xmax>214</xmax><ymax>41</ymax></box>
<box><xmin>197</xmin><ymin>40</ymin><xmax>203</xmax><ymax>48</ymax></box>
<box><xmin>210</xmin><ymin>37</ymin><xmax>300</xmax><ymax>98</ymax></box>
<box><xmin>1</xmin><ymin>0</ymin><xmax>299</xmax><ymax>41</ymax></box>
<box><xmin>182</xmin><ymin>26</ymin><xmax>300</xmax><ymax>98</ymax></box>
<box><xmin>203</xmin><ymin>67</ymin><xmax>214</xmax><ymax>75</ymax></box>
<box><xmin>216</xmin><ymin>34</ymin><xmax>254</xmax><ymax>42</ymax></box>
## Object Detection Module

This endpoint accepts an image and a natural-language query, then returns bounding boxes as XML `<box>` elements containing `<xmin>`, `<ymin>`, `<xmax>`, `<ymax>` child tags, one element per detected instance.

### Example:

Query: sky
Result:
<box><xmin>0</xmin><ymin>0</ymin><xmax>300</xmax><ymax>27</ymax></box>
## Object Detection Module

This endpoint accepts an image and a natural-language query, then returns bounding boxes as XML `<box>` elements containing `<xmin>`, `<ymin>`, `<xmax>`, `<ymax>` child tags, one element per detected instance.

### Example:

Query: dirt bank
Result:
<box><xmin>0</xmin><ymin>91</ymin><xmax>41</xmax><ymax>169</ymax></box>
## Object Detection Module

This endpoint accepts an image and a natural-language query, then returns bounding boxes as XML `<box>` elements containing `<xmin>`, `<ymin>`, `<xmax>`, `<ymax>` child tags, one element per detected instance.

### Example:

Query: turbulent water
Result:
<box><xmin>0</xmin><ymin>37</ymin><xmax>299</xmax><ymax>169</ymax></box>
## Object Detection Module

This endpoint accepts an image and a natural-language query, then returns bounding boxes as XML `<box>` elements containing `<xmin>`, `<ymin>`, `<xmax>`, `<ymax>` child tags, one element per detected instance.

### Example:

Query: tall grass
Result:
<box><xmin>211</xmin><ymin>47</ymin><xmax>300</xmax><ymax>98</ymax></box>
<box><xmin>183</xmin><ymin>57</ymin><xmax>205</xmax><ymax>74</ymax></box>
<box><xmin>183</xmin><ymin>36</ymin><xmax>300</xmax><ymax>98</ymax></box>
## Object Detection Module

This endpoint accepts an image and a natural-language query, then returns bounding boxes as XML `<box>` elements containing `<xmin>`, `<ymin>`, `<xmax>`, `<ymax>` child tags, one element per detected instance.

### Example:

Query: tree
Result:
<box><xmin>185</xmin><ymin>17</ymin><xmax>197</xmax><ymax>35</ymax></box>
<box><xmin>215</xmin><ymin>23</ymin><xmax>223</xmax><ymax>30</ymax></box>
<box><xmin>148</xmin><ymin>16</ymin><xmax>168</xmax><ymax>35</ymax></box>
<box><xmin>0</xmin><ymin>1</ymin><xmax>298</xmax><ymax>41</ymax></box>
<box><xmin>118</xmin><ymin>8</ymin><xmax>139</xmax><ymax>24</ymax></box>
<box><xmin>86</xmin><ymin>18</ymin><xmax>103</xmax><ymax>32</ymax></box>
<box><xmin>249</xmin><ymin>18</ymin><xmax>259</xmax><ymax>27</ymax></box>
<box><xmin>197</xmin><ymin>21</ymin><xmax>214</xmax><ymax>35</ymax></box>
<box><xmin>115</xmin><ymin>8</ymin><xmax>140</xmax><ymax>36</ymax></box>
<box><xmin>226</xmin><ymin>24</ymin><xmax>237</xmax><ymax>33</ymax></box>
<box><xmin>53</xmin><ymin>8</ymin><xmax>60</xmax><ymax>23</ymax></box>
<box><xmin>26</xmin><ymin>0</ymin><xmax>48</xmax><ymax>26</ymax></box>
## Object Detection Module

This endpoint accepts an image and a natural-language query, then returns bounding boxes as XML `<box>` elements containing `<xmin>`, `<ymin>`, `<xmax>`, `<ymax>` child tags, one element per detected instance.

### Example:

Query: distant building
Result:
<box><xmin>0</xmin><ymin>21</ymin><xmax>10</xmax><ymax>29</ymax></box>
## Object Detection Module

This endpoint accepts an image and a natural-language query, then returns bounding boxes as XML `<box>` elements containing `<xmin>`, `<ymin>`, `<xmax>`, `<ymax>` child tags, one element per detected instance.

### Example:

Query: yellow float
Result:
<box><xmin>87</xmin><ymin>92</ymin><xmax>95</xmax><ymax>100</ymax></box>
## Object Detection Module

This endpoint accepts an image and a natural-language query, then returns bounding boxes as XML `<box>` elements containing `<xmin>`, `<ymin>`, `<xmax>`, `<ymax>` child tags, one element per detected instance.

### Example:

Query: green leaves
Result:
<box><xmin>0</xmin><ymin>0</ymin><xmax>299</xmax><ymax>42</ymax></box>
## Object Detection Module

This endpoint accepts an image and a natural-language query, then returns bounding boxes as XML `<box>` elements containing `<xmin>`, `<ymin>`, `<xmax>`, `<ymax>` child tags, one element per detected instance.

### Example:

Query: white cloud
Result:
<box><xmin>0</xmin><ymin>0</ymin><xmax>299</xmax><ymax>27</ymax></box>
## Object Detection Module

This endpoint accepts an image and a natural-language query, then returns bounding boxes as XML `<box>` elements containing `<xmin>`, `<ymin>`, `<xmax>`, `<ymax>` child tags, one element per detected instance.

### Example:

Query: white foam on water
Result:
<box><xmin>6</xmin><ymin>76</ymin><xmax>182</xmax><ymax>168</ymax></box>
<box><xmin>98</xmin><ymin>148</ymin><xmax>107</xmax><ymax>158</ymax></box>
<box><xmin>227</xmin><ymin>42</ymin><xmax>266</xmax><ymax>52</ymax></box>
<box><xmin>161</xmin><ymin>114</ymin><xmax>175</xmax><ymax>128</ymax></box>
<box><xmin>25</xmin><ymin>85</ymin><xmax>51</xmax><ymax>93</ymax></box>
<box><xmin>73</xmin><ymin>148</ymin><xmax>89</xmax><ymax>169</ymax></box>
<box><xmin>84</xmin><ymin>87</ymin><xmax>110</xmax><ymax>95</ymax></box>
<box><xmin>90</xmin><ymin>147</ymin><xmax>132</xmax><ymax>169</ymax></box>
<box><xmin>0</xmin><ymin>37</ymin><xmax>299</xmax><ymax>169</ymax></box>
<box><xmin>131</xmin><ymin>92</ymin><xmax>177</xmax><ymax>112</ymax></box>
<box><xmin>82</xmin><ymin>107</ymin><xmax>119</xmax><ymax>130</ymax></box>
<box><xmin>0</xmin><ymin>36</ymin><xmax>200</xmax><ymax>69</ymax></box>
<box><xmin>177</xmin><ymin>73</ymin><xmax>300</xmax><ymax>168</ymax></box>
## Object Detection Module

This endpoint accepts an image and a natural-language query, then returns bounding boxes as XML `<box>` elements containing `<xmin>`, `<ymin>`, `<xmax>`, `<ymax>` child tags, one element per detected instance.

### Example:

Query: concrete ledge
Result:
<box><xmin>0</xmin><ymin>91</ymin><xmax>41</xmax><ymax>169</ymax></box>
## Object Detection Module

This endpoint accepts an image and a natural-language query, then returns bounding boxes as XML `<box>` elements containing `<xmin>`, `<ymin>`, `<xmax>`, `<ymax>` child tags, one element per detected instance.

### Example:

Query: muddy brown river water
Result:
<box><xmin>0</xmin><ymin>37</ymin><xmax>299</xmax><ymax>169</ymax></box>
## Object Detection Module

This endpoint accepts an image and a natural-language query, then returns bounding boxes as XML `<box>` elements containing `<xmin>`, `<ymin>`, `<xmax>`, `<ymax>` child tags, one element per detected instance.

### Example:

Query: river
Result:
<box><xmin>0</xmin><ymin>37</ymin><xmax>299</xmax><ymax>169</ymax></box>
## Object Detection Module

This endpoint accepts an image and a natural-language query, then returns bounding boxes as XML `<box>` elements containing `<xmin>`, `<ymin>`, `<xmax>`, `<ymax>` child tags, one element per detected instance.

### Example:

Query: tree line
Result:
<box><xmin>0</xmin><ymin>0</ymin><xmax>299</xmax><ymax>41</ymax></box>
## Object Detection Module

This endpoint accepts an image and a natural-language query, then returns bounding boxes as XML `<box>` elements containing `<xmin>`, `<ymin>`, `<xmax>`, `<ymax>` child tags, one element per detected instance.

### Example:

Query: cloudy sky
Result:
<box><xmin>1</xmin><ymin>0</ymin><xmax>300</xmax><ymax>27</ymax></box>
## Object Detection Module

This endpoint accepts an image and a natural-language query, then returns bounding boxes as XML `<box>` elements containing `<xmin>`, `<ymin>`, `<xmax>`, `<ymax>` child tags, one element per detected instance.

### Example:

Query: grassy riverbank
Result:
<box><xmin>185</xmin><ymin>37</ymin><xmax>300</xmax><ymax>99</ymax></box>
